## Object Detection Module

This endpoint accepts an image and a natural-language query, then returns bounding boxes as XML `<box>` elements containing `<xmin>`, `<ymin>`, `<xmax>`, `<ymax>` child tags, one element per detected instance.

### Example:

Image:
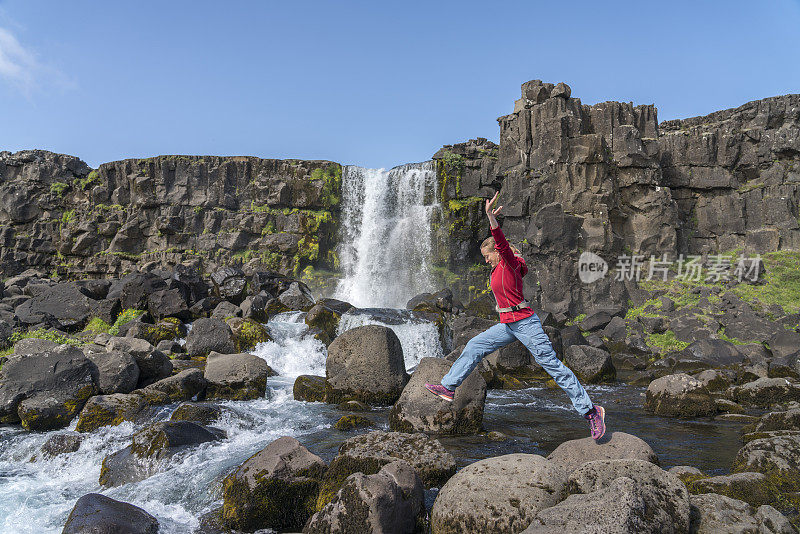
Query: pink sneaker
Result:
<box><xmin>587</xmin><ymin>405</ymin><xmax>606</xmax><ymax>440</ymax></box>
<box><xmin>425</xmin><ymin>383</ymin><xmax>454</xmax><ymax>402</ymax></box>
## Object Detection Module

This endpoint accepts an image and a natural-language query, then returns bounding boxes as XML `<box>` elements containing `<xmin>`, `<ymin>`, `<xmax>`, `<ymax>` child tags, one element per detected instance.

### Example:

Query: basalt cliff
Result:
<box><xmin>1</xmin><ymin>80</ymin><xmax>798</xmax><ymax>315</ymax></box>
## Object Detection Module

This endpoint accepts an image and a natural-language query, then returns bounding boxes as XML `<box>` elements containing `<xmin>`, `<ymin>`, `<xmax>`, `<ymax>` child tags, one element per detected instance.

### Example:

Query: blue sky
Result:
<box><xmin>1</xmin><ymin>0</ymin><xmax>799</xmax><ymax>169</ymax></box>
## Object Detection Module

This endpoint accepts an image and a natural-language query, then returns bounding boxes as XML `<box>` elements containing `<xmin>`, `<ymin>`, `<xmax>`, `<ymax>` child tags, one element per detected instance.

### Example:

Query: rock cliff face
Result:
<box><xmin>0</xmin><ymin>152</ymin><xmax>341</xmax><ymax>286</ymax></box>
<box><xmin>1</xmin><ymin>82</ymin><xmax>798</xmax><ymax>317</ymax></box>
<box><xmin>434</xmin><ymin>81</ymin><xmax>799</xmax><ymax>314</ymax></box>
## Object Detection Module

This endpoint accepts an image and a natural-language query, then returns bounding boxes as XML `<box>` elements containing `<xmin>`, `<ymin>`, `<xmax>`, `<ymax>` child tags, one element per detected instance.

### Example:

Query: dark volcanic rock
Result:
<box><xmin>63</xmin><ymin>493</ymin><xmax>159</xmax><ymax>534</ymax></box>
<box><xmin>99</xmin><ymin>421</ymin><xmax>223</xmax><ymax>487</ymax></box>
<box><xmin>185</xmin><ymin>317</ymin><xmax>236</xmax><ymax>357</ymax></box>
<box><xmin>325</xmin><ymin>325</ymin><xmax>409</xmax><ymax>405</ymax></box>
<box><xmin>563</xmin><ymin>345</ymin><xmax>616</xmax><ymax>383</ymax></box>
<box><xmin>0</xmin><ymin>346</ymin><xmax>98</xmax><ymax>430</ymax></box>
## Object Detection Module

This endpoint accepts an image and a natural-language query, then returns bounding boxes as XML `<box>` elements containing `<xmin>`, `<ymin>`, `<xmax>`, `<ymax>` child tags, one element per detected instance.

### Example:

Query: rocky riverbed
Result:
<box><xmin>0</xmin><ymin>265</ymin><xmax>798</xmax><ymax>533</ymax></box>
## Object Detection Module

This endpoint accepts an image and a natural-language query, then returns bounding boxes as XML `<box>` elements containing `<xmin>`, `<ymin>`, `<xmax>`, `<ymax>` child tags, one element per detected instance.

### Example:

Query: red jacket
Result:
<box><xmin>490</xmin><ymin>227</ymin><xmax>534</xmax><ymax>323</ymax></box>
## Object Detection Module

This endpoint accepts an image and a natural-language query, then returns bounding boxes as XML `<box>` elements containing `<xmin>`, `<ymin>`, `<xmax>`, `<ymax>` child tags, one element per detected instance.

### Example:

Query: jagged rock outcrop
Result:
<box><xmin>433</xmin><ymin>83</ymin><xmax>799</xmax><ymax>312</ymax></box>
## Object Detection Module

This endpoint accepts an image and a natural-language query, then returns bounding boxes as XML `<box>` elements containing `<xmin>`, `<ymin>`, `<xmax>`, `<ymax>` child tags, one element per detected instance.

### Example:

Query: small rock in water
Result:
<box><xmin>294</xmin><ymin>375</ymin><xmax>327</xmax><ymax>402</ymax></box>
<box><xmin>334</xmin><ymin>414</ymin><xmax>373</xmax><ymax>431</ymax></box>
<box><xmin>644</xmin><ymin>373</ymin><xmax>717</xmax><ymax>418</ymax></box>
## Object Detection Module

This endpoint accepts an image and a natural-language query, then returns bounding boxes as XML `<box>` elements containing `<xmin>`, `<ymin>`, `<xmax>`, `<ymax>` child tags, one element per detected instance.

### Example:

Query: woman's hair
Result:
<box><xmin>481</xmin><ymin>236</ymin><xmax>522</xmax><ymax>257</ymax></box>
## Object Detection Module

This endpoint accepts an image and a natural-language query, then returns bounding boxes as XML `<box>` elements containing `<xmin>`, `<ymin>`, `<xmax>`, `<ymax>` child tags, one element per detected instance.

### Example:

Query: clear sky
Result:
<box><xmin>1</xmin><ymin>0</ymin><xmax>799</xmax><ymax>170</ymax></box>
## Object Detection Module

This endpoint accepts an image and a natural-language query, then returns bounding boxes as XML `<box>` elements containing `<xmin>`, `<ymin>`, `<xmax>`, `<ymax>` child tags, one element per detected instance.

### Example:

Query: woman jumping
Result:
<box><xmin>425</xmin><ymin>191</ymin><xmax>606</xmax><ymax>440</ymax></box>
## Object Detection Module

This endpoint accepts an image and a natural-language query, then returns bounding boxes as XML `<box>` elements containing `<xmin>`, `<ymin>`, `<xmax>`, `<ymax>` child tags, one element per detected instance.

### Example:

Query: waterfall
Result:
<box><xmin>333</xmin><ymin>161</ymin><xmax>440</xmax><ymax>308</ymax></box>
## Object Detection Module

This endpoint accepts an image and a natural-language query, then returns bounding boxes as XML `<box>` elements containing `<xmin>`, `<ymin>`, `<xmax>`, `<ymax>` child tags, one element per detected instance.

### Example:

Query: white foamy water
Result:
<box><xmin>0</xmin><ymin>313</ymin><xmax>335</xmax><ymax>534</ymax></box>
<box><xmin>254</xmin><ymin>311</ymin><xmax>327</xmax><ymax>377</ymax></box>
<box><xmin>333</xmin><ymin>162</ymin><xmax>440</xmax><ymax>308</ymax></box>
<box><xmin>337</xmin><ymin>308</ymin><xmax>445</xmax><ymax>370</ymax></box>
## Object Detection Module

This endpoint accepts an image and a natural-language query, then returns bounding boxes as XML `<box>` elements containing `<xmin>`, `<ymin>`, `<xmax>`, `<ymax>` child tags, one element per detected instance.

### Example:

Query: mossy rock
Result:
<box><xmin>75</xmin><ymin>393</ymin><xmax>149</xmax><ymax>432</ymax></box>
<box><xmin>334</xmin><ymin>415</ymin><xmax>373</xmax><ymax>431</ymax></box>
<box><xmin>221</xmin><ymin>436</ymin><xmax>326</xmax><ymax>532</ymax></box>
<box><xmin>336</xmin><ymin>400</ymin><xmax>370</xmax><ymax>412</ymax></box>
<box><xmin>226</xmin><ymin>317</ymin><xmax>272</xmax><ymax>352</ymax></box>
<box><xmin>293</xmin><ymin>375</ymin><xmax>327</xmax><ymax>402</ymax></box>
<box><xmin>315</xmin><ymin>455</ymin><xmax>385</xmax><ymax>511</ymax></box>
<box><xmin>129</xmin><ymin>319</ymin><xmax>185</xmax><ymax>346</ymax></box>
<box><xmin>304</xmin><ymin>303</ymin><xmax>342</xmax><ymax>342</ymax></box>
<box><xmin>686</xmin><ymin>472</ymin><xmax>781</xmax><ymax>507</ymax></box>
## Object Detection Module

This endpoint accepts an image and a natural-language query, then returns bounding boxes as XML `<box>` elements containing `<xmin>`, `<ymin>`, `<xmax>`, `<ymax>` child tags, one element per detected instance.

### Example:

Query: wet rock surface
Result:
<box><xmin>389</xmin><ymin>357</ymin><xmax>486</xmax><ymax>435</ymax></box>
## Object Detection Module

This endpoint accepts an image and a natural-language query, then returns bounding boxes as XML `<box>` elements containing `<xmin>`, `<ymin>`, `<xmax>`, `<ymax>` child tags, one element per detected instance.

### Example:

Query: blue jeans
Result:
<box><xmin>441</xmin><ymin>313</ymin><xmax>594</xmax><ymax>416</ymax></box>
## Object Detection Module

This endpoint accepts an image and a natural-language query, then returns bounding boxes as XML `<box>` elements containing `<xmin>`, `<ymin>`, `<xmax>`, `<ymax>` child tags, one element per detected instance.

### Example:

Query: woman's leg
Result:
<box><xmin>440</xmin><ymin>322</ymin><xmax>517</xmax><ymax>390</ymax></box>
<box><xmin>509</xmin><ymin>313</ymin><xmax>594</xmax><ymax>416</ymax></box>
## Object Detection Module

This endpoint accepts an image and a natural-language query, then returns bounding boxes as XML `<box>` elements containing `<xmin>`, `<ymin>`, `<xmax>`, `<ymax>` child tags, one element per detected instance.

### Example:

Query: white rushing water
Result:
<box><xmin>333</xmin><ymin>161</ymin><xmax>440</xmax><ymax>308</ymax></box>
<box><xmin>0</xmin><ymin>313</ymin><xmax>333</xmax><ymax>534</ymax></box>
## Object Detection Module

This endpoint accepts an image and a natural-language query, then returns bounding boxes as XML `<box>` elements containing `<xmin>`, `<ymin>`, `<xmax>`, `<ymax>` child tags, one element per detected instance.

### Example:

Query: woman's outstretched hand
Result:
<box><xmin>486</xmin><ymin>191</ymin><xmax>502</xmax><ymax>229</ymax></box>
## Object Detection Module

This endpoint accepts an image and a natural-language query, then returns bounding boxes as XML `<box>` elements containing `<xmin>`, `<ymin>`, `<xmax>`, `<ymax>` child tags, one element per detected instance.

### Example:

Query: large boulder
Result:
<box><xmin>431</xmin><ymin>454</ymin><xmax>568</xmax><ymax>534</ymax></box>
<box><xmin>325</xmin><ymin>325</ymin><xmax>409</xmax><ymax>405</ymax></box>
<box><xmin>13</xmin><ymin>282</ymin><xmax>93</xmax><ymax>330</ymax></box>
<box><xmin>106</xmin><ymin>336</ymin><xmax>172</xmax><ymax>385</ymax></box>
<box><xmin>686</xmin><ymin>472</ymin><xmax>780</xmax><ymax>507</ymax></box>
<box><xmin>317</xmin><ymin>431</ymin><xmax>455</xmax><ymax>510</ymax></box>
<box><xmin>644</xmin><ymin>373</ymin><xmax>717</xmax><ymax>417</ymax></box>
<box><xmin>523</xmin><ymin>476</ymin><xmax>686</xmax><ymax>534</ymax></box>
<box><xmin>221</xmin><ymin>436</ymin><xmax>326</xmax><ymax>532</ymax></box>
<box><xmin>99</xmin><ymin>421</ymin><xmax>223</xmax><ymax>487</ymax></box>
<box><xmin>677</xmin><ymin>338</ymin><xmax>747</xmax><ymax>369</ymax></box>
<box><xmin>0</xmin><ymin>346</ymin><xmax>98</xmax><ymax>430</ymax></box>
<box><xmin>731</xmin><ymin>377</ymin><xmax>800</xmax><ymax>408</ymax></box>
<box><xmin>204</xmin><ymin>351</ymin><xmax>270</xmax><ymax>400</ymax></box>
<box><xmin>305</xmin><ymin>460</ymin><xmax>424</xmax><ymax>534</ymax></box>
<box><xmin>86</xmin><ymin>350</ymin><xmax>140</xmax><ymax>394</ymax></box>
<box><xmin>547</xmin><ymin>432</ymin><xmax>659</xmax><ymax>473</ymax></box>
<box><xmin>63</xmin><ymin>493</ymin><xmax>159</xmax><ymax>534</ymax></box>
<box><xmin>389</xmin><ymin>357</ymin><xmax>486</xmax><ymax>435</ymax></box>
<box><xmin>751</xmin><ymin>408</ymin><xmax>800</xmax><ymax>433</ymax></box>
<box><xmin>733</xmin><ymin>434</ymin><xmax>800</xmax><ymax>493</ymax></box>
<box><xmin>689</xmin><ymin>493</ymin><xmax>797</xmax><ymax>534</ymax></box>
<box><xmin>185</xmin><ymin>317</ymin><xmax>236</xmax><ymax>357</ymax></box>
<box><xmin>565</xmin><ymin>459</ymin><xmax>691</xmax><ymax>531</ymax></box>
<box><xmin>563</xmin><ymin>345</ymin><xmax>616</xmax><ymax>383</ymax></box>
